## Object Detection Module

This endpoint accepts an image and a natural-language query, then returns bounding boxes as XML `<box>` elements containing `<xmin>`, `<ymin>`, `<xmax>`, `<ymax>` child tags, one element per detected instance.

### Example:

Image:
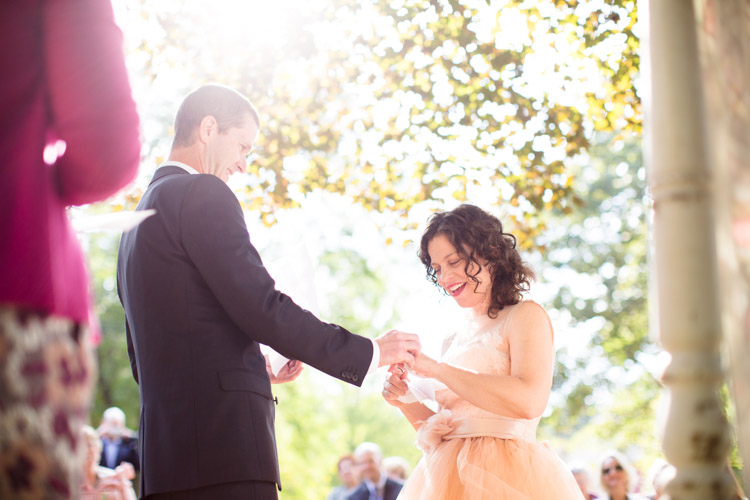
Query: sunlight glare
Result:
<box><xmin>207</xmin><ymin>0</ymin><xmax>294</xmax><ymax>44</ymax></box>
<box><xmin>43</xmin><ymin>139</ymin><xmax>66</xmax><ymax>165</ymax></box>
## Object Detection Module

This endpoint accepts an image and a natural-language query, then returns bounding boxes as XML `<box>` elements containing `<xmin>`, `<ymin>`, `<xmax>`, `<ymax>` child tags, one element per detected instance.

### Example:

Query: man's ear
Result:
<box><xmin>198</xmin><ymin>115</ymin><xmax>218</xmax><ymax>143</ymax></box>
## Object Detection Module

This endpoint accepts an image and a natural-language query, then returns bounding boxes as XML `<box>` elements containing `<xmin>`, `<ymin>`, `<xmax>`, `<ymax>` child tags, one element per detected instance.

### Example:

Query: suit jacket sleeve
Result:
<box><xmin>180</xmin><ymin>175</ymin><xmax>373</xmax><ymax>385</ymax></box>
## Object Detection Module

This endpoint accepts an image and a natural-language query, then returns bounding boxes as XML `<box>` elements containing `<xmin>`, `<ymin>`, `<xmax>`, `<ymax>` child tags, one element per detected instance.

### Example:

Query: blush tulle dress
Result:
<box><xmin>398</xmin><ymin>301</ymin><xmax>585</xmax><ymax>500</ymax></box>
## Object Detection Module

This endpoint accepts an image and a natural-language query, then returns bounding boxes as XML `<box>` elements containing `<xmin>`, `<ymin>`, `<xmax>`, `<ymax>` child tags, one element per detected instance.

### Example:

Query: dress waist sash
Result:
<box><xmin>445</xmin><ymin>416</ymin><xmax>536</xmax><ymax>441</ymax></box>
<box><xmin>416</xmin><ymin>410</ymin><xmax>538</xmax><ymax>454</ymax></box>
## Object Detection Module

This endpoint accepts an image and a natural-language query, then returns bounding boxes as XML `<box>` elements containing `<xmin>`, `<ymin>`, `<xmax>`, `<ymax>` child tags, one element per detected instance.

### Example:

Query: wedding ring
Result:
<box><xmin>396</xmin><ymin>366</ymin><xmax>405</xmax><ymax>375</ymax></box>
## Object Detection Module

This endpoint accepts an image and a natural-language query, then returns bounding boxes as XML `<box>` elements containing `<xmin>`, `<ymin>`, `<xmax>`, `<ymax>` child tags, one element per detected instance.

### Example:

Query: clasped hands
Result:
<box><xmin>376</xmin><ymin>329</ymin><xmax>439</xmax><ymax>407</ymax></box>
<box><xmin>263</xmin><ymin>328</ymin><xmax>426</xmax><ymax>387</ymax></box>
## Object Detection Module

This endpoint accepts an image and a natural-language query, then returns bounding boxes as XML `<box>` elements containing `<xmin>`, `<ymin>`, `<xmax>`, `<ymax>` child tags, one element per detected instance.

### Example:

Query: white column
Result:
<box><xmin>694</xmin><ymin>0</ymin><xmax>750</xmax><ymax>491</ymax></box>
<box><xmin>645</xmin><ymin>1</ymin><xmax>733</xmax><ymax>498</ymax></box>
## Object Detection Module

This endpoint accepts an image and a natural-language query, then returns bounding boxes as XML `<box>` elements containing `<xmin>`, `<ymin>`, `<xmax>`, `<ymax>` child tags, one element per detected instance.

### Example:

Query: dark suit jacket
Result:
<box><xmin>346</xmin><ymin>478</ymin><xmax>404</xmax><ymax>500</ymax></box>
<box><xmin>117</xmin><ymin>167</ymin><xmax>373</xmax><ymax>497</ymax></box>
<box><xmin>99</xmin><ymin>436</ymin><xmax>139</xmax><ymax>471</ymax></box>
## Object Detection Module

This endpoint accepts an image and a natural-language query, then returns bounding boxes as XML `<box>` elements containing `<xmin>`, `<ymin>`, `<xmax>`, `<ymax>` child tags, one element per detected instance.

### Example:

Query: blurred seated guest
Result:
<box><xmin>81</xmin><ymin>425</ymin><xmax>137</xmax><ymax>500</ymax></box>
<box><xmin>647</xmin><ymin>459</ymin><xmax>674</xmax><ymax>500</ymax></box>
<box><xmin>347</xmin><ymin>442</ymin><xmax>403</xmax><ymax>500</ymax></box>
<box><xmin>383</xmin><ymin>456</ymin><xmax>411</xmax><ymax>482</ymax></box>
<box><xmin>600</xmin><ymin>450</ymin><xmax>648</xmax><ymax>500</ymax></box>
<box><xmin>97</xmin><ymin>407</ymin><xmax>139</xmax><ymax>471</ymax></box>
<box><xmin>572</xmin><ymin>466</ymin><xmax>599</xmax><ymax>500</ymax></box>
<box><xmin>327</xmin><ymin>454</ymin><xmax>360</xmax><ymax>500</ymax></box>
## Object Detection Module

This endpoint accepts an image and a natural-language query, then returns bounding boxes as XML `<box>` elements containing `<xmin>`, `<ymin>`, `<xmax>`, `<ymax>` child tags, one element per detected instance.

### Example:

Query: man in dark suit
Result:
<box><xmin>97</xmin><ymin>407</ymin><xmax>139</xmax><ymax>472</ymax></box>
<box><xmin>347</xmin><ymin>442</ymin><xmax>403</xmax><ymax>500</ymax></box>
<box><xmin>117</xmin><ymin>84</ymin><xmax>420</xmax><ymax>500</ymax></box>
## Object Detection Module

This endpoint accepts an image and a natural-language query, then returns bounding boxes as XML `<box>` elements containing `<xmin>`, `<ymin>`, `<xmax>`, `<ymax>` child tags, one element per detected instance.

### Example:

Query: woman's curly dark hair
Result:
<box><xmin>418</xmin><ymin>204</ymin><xmax>535</xmax><ymax>318</ymax></box>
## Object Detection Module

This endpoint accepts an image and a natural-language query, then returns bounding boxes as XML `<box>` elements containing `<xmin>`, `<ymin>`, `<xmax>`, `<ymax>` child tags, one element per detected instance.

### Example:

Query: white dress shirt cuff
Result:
<box><xmin>367</xmin><ymin>339</ymin><xmax>380</xmax><ymax>376</ymax></box>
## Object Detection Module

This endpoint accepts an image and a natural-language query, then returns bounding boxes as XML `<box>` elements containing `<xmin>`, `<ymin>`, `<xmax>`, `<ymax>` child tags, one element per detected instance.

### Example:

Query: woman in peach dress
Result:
<box><xmin>383</xmin><ymin>204</ymin><xmax>584</xmax><ymax>500</ymax></box>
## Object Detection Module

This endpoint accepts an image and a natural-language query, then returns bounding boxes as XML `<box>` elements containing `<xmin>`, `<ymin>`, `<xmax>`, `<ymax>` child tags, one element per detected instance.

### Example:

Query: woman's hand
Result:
<box><xmin>382</xmin><ymin>364</ymin><xmax>409</xmax><ymax>407</ymax></box>
<box><xmin>115</xmin><ymin>462</ymin><xmax>136</xmax><ymax>480</ymax></box>
<box><xmin>266</xmin><ymin>355</ymin><xmax>304</xmax><ymax>384</ymax></box>
<box><xmin>412</xmin><ymin>351</ymin><xmax>440</xmax><ymax>380</ymax></box>
<box><xmin>383</xmin><ymin>363</ymin><xmax>437</xmax><ymax>429</ymax></box>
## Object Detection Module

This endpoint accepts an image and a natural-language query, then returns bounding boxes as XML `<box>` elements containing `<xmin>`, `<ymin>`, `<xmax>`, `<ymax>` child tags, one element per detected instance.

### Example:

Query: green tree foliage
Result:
<box><xmin>536</xmin><ymin>133</ymin><xmax>661</xmax><ymax>463</ymax></box>
<box><xmin>318</xmin><ymin>249</ymin><xmax>393</xmax><ymax>334</ymax></box>
<box><xmin>273</xmin><ymin>376</ymin><xmax>420</xmax><ymax>499</ymax></box>
<box><xmin>81</xmin><ymin>232</ymin><xmax>140</xmax><ymax>428</ymax></box>
<box><xmin>546</xmin><ymin>134</ymin><xmax>649</xmax><ymax>367</ymax></box>
<box><xmin>270</xmin><ymin>246</ymin><xmax>421</xmax><ymax>498</ymax></box>
<box><xmin>350</xmin><ymin>0</ymin><xmax>639</xmax><ymax>235</ymax></box>
<box><xmin>116</xmin><ymin>0</ymin><xmax>639</xmax><ymax>235</ymax></box>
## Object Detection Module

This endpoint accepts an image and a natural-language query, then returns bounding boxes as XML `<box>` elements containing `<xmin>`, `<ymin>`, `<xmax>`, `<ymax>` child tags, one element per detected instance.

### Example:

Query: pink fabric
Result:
<box><xmin>0</xmin><ymin>0</ymin><xmax>141</xmax><ymax>324</ymax></box>
<box><xmin>416</xmin><ymin>409</ymin><xmax>539</xmax><ymax>455</ymax></box>
<box><xmin>398</xmin><ymin>303</ymin><xmax>585</xmax><ymax>500</ymax></box>
<box><xmin>416</xmin><ymin>409</ymin><xmax>455</xmax><ymax>454</ymax></box>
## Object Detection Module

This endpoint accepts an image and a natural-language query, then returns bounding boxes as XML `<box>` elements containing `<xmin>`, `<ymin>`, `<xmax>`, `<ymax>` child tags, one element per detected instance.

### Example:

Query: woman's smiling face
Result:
<box><xmin>601</xmin><ymin>457</ymin><xmax>628</xmax><ymax>495</ymax></box>
<box><xmin>427</xmin><ymin>233</ymin><xmax>492</xmax><ymax>314</ymax></box>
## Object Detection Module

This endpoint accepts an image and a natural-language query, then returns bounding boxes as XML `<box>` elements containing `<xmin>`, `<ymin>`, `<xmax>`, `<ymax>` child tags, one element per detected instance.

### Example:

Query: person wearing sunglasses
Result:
<box><xmin>600</xmin><ymin>451</ymin><xmax>648</xmax><ymax>500</ymax></box>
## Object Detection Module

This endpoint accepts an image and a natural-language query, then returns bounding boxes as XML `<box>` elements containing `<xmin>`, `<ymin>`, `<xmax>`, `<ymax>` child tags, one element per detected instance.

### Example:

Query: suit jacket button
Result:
<box><xmin>353</xmin><ymin>374</ymin><xmax>359</xmax><ymax>382</ymax></box>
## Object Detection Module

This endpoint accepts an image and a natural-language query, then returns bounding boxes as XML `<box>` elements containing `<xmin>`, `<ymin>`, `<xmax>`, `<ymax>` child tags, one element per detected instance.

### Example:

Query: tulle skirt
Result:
<box><xmin>398</xmin><ymin>435</ymin><xmax>585</xmax><ymax>500</ymax></box>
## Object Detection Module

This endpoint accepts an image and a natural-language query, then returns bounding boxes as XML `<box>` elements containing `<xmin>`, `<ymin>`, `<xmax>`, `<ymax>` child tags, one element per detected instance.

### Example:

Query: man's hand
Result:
<box><xmin>265</xmin><ymin>355</ymin><xmax>304</xmax><ymax>384</ymax></box>
<box><xmin>115</xmin><ymin>462</ymin><xmax>136</xmax><ymax>480</ymax></box>
<box><xmin>375</xmin><ymin>329</ymin><xmax>421</xmax><ymax>369</ymax></box>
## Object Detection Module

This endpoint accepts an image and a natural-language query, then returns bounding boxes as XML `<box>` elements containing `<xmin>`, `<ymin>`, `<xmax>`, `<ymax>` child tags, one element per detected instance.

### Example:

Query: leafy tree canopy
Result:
<box><xmin>115</xmin><ymin>0</ymin><xmax>639</xmax><ymax>240</ymax></box>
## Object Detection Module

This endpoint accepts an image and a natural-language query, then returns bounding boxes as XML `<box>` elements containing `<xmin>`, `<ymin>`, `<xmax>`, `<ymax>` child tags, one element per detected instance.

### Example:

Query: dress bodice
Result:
<box><xmin>429</xmin><ymin>302</ymin><xmax>541</xmax><ymax>440</ymax></box>
<box><xmin>403</xmin><ymin>303</ymin><xmax>585</xmax><ymax>499</ymax></box>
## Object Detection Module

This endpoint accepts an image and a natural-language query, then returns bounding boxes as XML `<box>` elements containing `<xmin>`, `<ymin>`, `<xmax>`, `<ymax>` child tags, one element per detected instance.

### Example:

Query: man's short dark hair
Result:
<box><xmin>172</xmin><ymin>84</ymin><xmax>259</xmax><ymax>147</ymax></box>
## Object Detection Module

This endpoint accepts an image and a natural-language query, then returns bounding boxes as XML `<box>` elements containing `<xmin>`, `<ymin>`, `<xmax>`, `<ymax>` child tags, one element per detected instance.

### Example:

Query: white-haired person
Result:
<box><xmin>97</xmin><ymin>406</ymin><xmax>139</xmax><ymax>472</ymax></box>
<box><xmin>599</xmin><ymin>450</ymin><xmax>648</xmax><ymax>500</ymax></box>
<box><xmin>348</xmin><ymin>442</ymin><xmax>404</xmax><ymax>500</ymax></box>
